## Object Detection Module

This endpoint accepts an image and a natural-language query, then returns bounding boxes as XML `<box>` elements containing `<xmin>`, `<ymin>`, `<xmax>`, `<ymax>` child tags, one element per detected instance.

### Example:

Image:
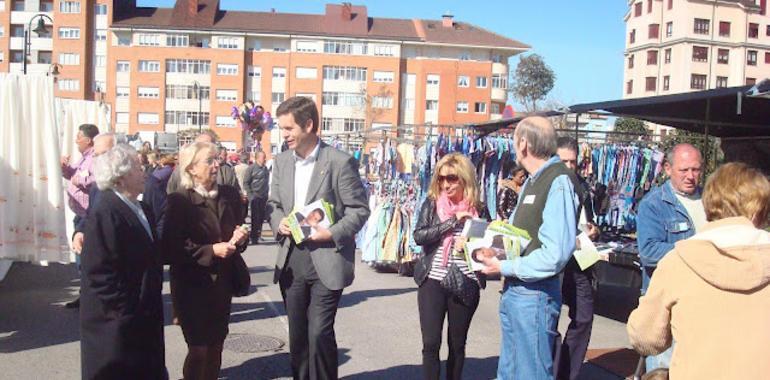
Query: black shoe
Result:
<box><xmin>65</xmin><ymin>297</ymin><xmax>80</xmax><ymax>309</ymax></box>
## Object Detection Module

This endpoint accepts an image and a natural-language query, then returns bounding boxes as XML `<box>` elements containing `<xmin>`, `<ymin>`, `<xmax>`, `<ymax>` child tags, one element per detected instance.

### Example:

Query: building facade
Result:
<box><xmin>1</xmin><ymin>0</ymin><xmax>528</xmax><ymax>153</ymax></box>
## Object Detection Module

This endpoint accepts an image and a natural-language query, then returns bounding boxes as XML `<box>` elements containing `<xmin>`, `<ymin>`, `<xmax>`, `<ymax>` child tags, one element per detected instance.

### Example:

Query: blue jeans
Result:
<box><xmin>498</xmin><ymin>276</ymin><xmax>562</xmax><ymax>380</ymax></box>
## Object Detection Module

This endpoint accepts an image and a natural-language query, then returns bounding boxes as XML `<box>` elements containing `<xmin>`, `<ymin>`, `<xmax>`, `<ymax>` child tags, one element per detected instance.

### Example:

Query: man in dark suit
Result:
<box><xmin>267</xmin><ymin>97</ymin><xmax>369</xmax><ymax>380</ymax></box>
<box><xmin>166</xmin><ymin>131</ymin><xmax>241</xmax><ymax>195</ymax></box>
<box><xmin>244</xmin><ymin>150</ymin><xmax>270</xmax><ymax>244</ymax></box>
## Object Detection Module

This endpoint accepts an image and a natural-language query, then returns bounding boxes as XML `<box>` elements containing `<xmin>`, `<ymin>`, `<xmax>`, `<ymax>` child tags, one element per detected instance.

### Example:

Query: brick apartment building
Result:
<box><xmin>1</xmin><ymin>0</ymin><xmax>529</xmax><ymax>152</ymax></box>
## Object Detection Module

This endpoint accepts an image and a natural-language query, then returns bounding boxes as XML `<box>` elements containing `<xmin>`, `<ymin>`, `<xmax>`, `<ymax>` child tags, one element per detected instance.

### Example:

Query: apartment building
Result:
<box><xmin>1</xmin><ymin>0</ymin><xmax>528</xmax><ymax>151</ymax></box>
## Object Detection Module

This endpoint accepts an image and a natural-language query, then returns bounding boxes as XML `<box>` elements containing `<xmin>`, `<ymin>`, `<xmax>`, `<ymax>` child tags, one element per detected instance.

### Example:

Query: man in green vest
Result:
<box><xmin>481</xmin><ymin>116</ymin><xmax>580</xmax><ymax>380</ymax></box>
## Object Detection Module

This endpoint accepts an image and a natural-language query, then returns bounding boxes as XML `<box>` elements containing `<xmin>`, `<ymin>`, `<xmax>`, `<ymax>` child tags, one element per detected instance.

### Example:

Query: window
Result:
<box><xmin>647</xmin><ymin>50</ymin><xmax>658</xmax><ymax>65</ymax></box>
<box><xmin>59</xmin><ymin>1</ymin><xmax>80</xmax><ymax>13</ymax></box>
<box><xmin>165</xmin><ymin>111</ymin><xmax>209</xmax><ymax>126</ymax></box>
<box><xmin>295</xmin><ymin>67</ymin><xmax>317</xmax><ymax>79</ymax></box>
<box><xmin>457</xmin><ymin>76</ymin><xmax>470</xmax><ymax>87</ymax></box>
<box><xmin>626</xmin><ymin>80</ymin><xmax>633</xmax><ymax>94</ymax></box>
<box><xmin>634</xmin><ymin>2</ymin><xmax>642</xmax><ymax>17</ymax></box>
<box><xmin>166</xmin><ymin>84</ymin><xmax>209</xmax><ymax>99</ymax></box>
<box><xmin>58</xmin><ymin>27</ymin><xmax>80</xmax><ymax>39</ymax></box>
<box><xmin>692</xmin><ymin>46</ymin><xmax>708</xmax><ymax>62</ymax></box>
<box><xmin>427</xmin><ymin>74</ymin><xmax>440</xmax><ymax>86</ymax></box>
<box><xmin>321</xmin><ymin>92</ymin><xmax>364</xmax><ymax>107</ymax></box>
<box><xmin>117</xmin><ymin>35</ymin><xmax>130</xmax><ymax>46</ymax></box>
<box><xmin>663</xmin><ymin>75</ymin><xmax>670</xmax><ymax>91</ymax></box>
<box><xmin>747</xmin><ymin>50</ymin><xmax>757</xmax><ymax>66</ymax></box>
<box><xmin>12</xmin><ymin>0</ymin><xmax>23</xmax><ymax>11</ymax></box>
<box><xmin>404</xmin><ymin>99</ymin><xmax>415</xmax><ymax>110</ymax></box>
<box><xmin>273</xmin><ymin>46</ymin><xmax>287</xmax><ymax>52</ymax></box>
<box><xmin>492</xmin><ymin>54</ymin><xmax>503</xmax><ymax>63</ymax></box>
<box><xmin>138</xmin><ymin>60</ymin><xmax>160</xmax><ymax>72</ymax></box>
<box><xmin>492</xmin><ymin>74</ymin><xmax>507</xmax><ymax>89</ymax></box>
<box><xmin>694</xmin><ymin>18</ymin><xmax>709</xmax><ymax>35</ymax></box>
<box><xmin>426</xmin><ymin>100</ymin><xmax>438</xmax><ymax>111</ymax></box>
<box><xmin>116</xmin><ymin>113</ymin><xmax>129</xmax><ymax>124</ymax></box>
<box><xmin>248</xmin><ymin>39</ymin><xmax>261</xmax><ymax>51</ymax></box>
<box><xmin>137</xmin><ymin>113</ymin><xmax>159</xmax><ymax>125</ymax></box>
<box><xmin>373</xmin><ymin>45</ymin><xmax>395</xmax><ymax>56</ymax></box>
<box><xmin>10</xmin><ymin>50</ymin><xmax>23</xmax><ymax>63</ymax></box>
<box><xmin>94</xmin><ymin>4</ymin><xmax>107</xmax><ymax>15</ymax></box>
<box><xmin>166</xmin><ymin>59</ymin><xmax>210</xmax><ymax>74</ymax></box>
<box><xmin>491</xmin><ymin>103</ymin><xmax>501</xmax><ymax>114</ymax></box>
<box><xmin>58</xmin><ymin>79</ymin><xmax>79</xmax><ymax>91</ymax></box>
<box><xmin>645</xmin><ymin>77</ymin><xmax>657</xmax><ymax>91</ymax></box>
<box><xmin>746</xmin><ymin>78</ymin><xmax>756</xmax><ymax>86</ymax></box>
<box><xmin>249</xmin><ymin>91</ymin><xmax>261</xmax><ymax>102</ymax></box>
<box><xmin>0</xmin><ymin>51</ymin><xmax>3</xmax><ymax>63</ymax></box>
<box><xmin>719</xmin><ymin>21</ymin><xmax>730</xmax><ymax>37</ymax></box>
<box><xmin>272</xmin><ymin>67</ymin><xmax>286</xmax><ymax>78</ymax></box>
<box><xmin>716</xmin><ymin>76</ymin><xmax>728</xmax><ymax>88</ymax></box>
<box><xmin>272</xmin><ymin>92</ymin><xmax>285</xmax><ymax>104</ymax></box>
<box><xmin>718</xmin><ymin>48</ymin><xmax>729</xmax><ymax>64</ymax></box>
<box><xmin>323</xmin><ymin>40</ymin><xmax>367</xmax><ymax>55</ymax></box>
<box><xmin>37</xmin><ymin>51</ymin><xmax>51</xmax><ymax>64</ymax></box>
<box><xmin>459</xmin><ymin>52</ymin><xmax>471</xmax><ymax>61</ymax></box>
<box><xmin>649</xmin><ymin>24</ymin><xmax>659</xmax><ymax>39</ymax></box>
<box><xmin>137</xmin><ymin>86</ymin><xmax>160</xmax><ymax>98</ymax></box>
<box><xmin>749</xmin><ymin>23</ymin><xmax>759</xmax><ymax>39</ymax></box>
<box><xmin>137</xmin><ymin>34</ymin><xmax>160</xmax><ymax>46</ymax></box>
<box><xmin>217</xmin><ymin>63</ymin><xmax>239</xmax><ymax>76</ymax></box>
<box><xmin>94</xmin><ymin>54</ymin><xmax>106</xmax><ymax>67</ymax></box>
<box><xmin>765</xmin><ymin>52</ymin><xmax>770</xmax><ymax>64</ymax></box>
<box><xmin>372</xmin><ymin>96</ymin><xmax>393</xmax><ymax>109</ymax></box>
<box><xmin>0</xmin><ymin>26</ymin><xmax>3</xmax><ymax>37</ymax></box>
<box><xmin>690</xmin><ymin>74</ymin><xmax>707</xmax><ymax>90</ymax></box>
<box><xmin>116</xmin><ymin>87</ymin><xmax>129</xmax><ymax>98</ymax></box>
<box><xmin>217</xmin><ymin>37</ymin><xmax>239</xmax><ymax>49</ymax></box>
<box><xmin>166</xmin><ymin>34</ymin><xmax>189</xmax><ymax>47</ymax></box>
<box><xmin>647</xmin><ymin>0</ymin><xmax>652</xmax><ymax>13</ymax></box>
<box><xmin>116</xmin><ymin>61</ymin><xmax>130</xmax><ymax>72</ymax></box>
<box><xmin>39</xmin><ymin>0</ymin><xmax>53</xmax><ymax>12</ymax></box>
<box><xmin>0</xmin><ymin>0</ymin><xmax>4</xmax><ymax>11</ymax></box>
<box><xmin>11</xmin><ymin>25</ymin><xmax>23</xmax><ymax>37</ymax></box>
<box><xmin>320</xmin><ymin>118</ymin><xmax>365</xmax><ymax>133</ymax></box>
<box><xmin>668</xmin><ymin>0</ymin><xmax>672</xmax><ymax>9</ymax></box>
<box><xmin>664</xmin><ymin>48</ymin><xmax>671</xmax><ymax>63</ymax></box>
<box><xmin>95</xmin><ymin>29</ymin><xmax>107</xmax><ymax>41</ymax></box>
<box><xmin>247</xmin><ymin>66</ymin><xmax>261</xmax><ymax>77</ymax></box>
<box><xmin>456</xmin><ymin>101</ymin><xmax>468</xmax><ymax>113</ymax></box>
<box><xmin>215</xmin><ymin>116</ymin><xmax>236</xmax><ymax>128</ymax></box>
<box><xmin>59</xmin><ymin>53</ymin><xmax>79</xmax><ymax>65</ymax></box>
<box><xmin>322</xmin><ymin>66</ymin><xmax>367</xmax><ymax>81</ymax></box>
<box><xmin>666</xmin><ymin>22</ymin><xmax>673</xmax><ymax>37</ymax></box>
<box><xmin>192</xmin><ymin>36</ymin><xmax>210</xmax><ymax>48</ymax></box>
<box><xmin>372</xmin><ymin>71</ymin><xmax>394</xmax><ymax>83</ymax></box>
<box><xmin>630</xmin><ymin>29</ymin><xmax>636</xmax><ymax>44</ymax></box>
<box><xmin>216</xmin><ymin>90</ymin><xmax>238</xmax><ymax>102</ymax></box>
<box><xmin>767</xmin><ymin>25</ymin><xmax>770</xmax><ymax>37</ymax></box>
<box><xmin>474</xmin><ymin>102</ymin><xmax>487</xmax><ymax>113</ymax></box>
<box><xmin>93</xmin><ymin>79</ymin><xmax>105</xmax><ymax>93</ymax></box>
<box><xmin>296</xmin><ymin>41</ymin><xmax>317</xmax><ymax>52</ymax></box>
<box><xmin>476</xmin><ymin>76</ymin><xmax>488</xmax><ymax>88</ymax></box>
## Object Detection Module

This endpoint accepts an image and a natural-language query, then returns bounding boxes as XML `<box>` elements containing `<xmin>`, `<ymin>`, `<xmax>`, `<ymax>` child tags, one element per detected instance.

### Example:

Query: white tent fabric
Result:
<box><xmin>0</xmin><ymin>74</ymin><xmax>70</xmax><ymax>263</ymax></box>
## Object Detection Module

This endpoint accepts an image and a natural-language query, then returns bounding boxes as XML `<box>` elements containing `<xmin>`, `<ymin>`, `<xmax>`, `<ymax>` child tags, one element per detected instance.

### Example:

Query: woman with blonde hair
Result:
<box><xmin>627</xmin><ymin>162</ymin><xmax>770</xmax><ymax>380</ymax></box>
<box><xmin>163</xmin><ymin>142</ymin><xmax>249</xmax><ymax>380</ymax></box>
<box><xmin>413</xmin><ymin>152</ymin><xmax>484</xmax><ymax>380</ymax></box>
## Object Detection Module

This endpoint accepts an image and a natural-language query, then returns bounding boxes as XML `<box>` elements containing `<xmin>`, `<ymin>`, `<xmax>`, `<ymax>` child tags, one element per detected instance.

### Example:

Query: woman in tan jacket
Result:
<box><xmin>627</xmin><ymin>162</ymin><xmax>770</xmax><ymax>380</ymax></box>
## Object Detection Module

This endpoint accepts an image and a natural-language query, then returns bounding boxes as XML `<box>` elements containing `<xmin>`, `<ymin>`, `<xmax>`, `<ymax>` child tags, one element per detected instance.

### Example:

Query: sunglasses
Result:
<box><xmin>438</xmin><ymin>174</ymin><xmax>460</xmax><ymax>183</ymax></box>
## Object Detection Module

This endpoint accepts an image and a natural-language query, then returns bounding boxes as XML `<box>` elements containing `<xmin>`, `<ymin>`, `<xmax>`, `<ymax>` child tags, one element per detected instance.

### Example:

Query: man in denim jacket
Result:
<box><xmin>636</xmin><ymin>143</ymin><xmax>706</xmax><ymax>371</ymax></box>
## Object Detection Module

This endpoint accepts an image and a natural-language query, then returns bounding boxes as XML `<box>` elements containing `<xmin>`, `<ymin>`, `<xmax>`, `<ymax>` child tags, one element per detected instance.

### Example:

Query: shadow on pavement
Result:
<box><xmin>0</xmin><ymin>262</ymin><xmax>81</xmax><ymax>353</ymax></box>
<box><xmin>342</xmin><ymin>356</ymin><xmax>499</xmax><ymax>380</ymax></box>
<box><xmin>220</xmin><ymin>347</ymin><xmax>352</xmax><ymax>379</ymax></box>
<box><xmin>338</xmin><ymin>287</ymin><xmax>416</xmax><ymax>308</ymax></box>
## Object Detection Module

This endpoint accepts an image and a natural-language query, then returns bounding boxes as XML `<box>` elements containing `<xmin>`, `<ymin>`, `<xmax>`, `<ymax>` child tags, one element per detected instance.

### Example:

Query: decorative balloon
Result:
<box><xmin>232</xmin><ymin>101</ymin><xmax>271</xmax><ymax>146</ymax></box>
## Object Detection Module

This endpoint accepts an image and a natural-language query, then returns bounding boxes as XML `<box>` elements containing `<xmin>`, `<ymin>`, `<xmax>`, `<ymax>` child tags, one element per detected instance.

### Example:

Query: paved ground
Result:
<box><xmin>0</xmin><ymin>235</ymin><xmax>640</xmax><ymax>379</ymax></box>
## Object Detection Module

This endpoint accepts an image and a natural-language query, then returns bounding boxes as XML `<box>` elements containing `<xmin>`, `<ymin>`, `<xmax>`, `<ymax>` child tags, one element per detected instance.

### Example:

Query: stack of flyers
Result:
<box><xmin>462</xmin><ymin>220</ymin><xmax>531</xmax><ymax>271</ymax></box>
<box><xmin>287</xmin><ymin>199</ymin><xmax>335</xmax><ymax>244</ymax></box>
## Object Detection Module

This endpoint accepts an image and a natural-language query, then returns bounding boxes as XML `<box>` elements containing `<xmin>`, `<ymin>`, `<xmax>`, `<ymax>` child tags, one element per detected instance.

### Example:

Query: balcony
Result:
<box><xmin>491</xmin><ymin>88</ymin><xmax>507</xmax><ymax>102</ymax></box>
<box><xmin>490</xmin><ymin>113</ymin><xmax>503</xmax><ymax>120</ymax></box>
<box><xmin>492</xmin><ymin>62</ymin><xmax>508</xmax><ymax>75</ymax></box>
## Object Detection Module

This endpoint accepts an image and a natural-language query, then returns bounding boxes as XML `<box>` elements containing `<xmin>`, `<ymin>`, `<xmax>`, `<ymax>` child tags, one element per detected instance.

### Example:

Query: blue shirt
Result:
<box><xmin>502</xmin><ymin>156</ymin><xmax>578</xmax><ymax>282</ymax></box>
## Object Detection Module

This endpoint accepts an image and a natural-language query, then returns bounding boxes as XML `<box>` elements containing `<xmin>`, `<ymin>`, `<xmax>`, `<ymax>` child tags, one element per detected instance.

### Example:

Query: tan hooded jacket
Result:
<box><xmin>627</xmin><ymin>217</ymin><xmax>770</xmax><ymax>380</ymax></box>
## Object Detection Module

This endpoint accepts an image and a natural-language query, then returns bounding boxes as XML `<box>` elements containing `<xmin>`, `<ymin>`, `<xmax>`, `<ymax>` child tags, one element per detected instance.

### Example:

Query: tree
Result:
<box><xmin>613</xmin><ymin>117</ymin><xmax>649</xmax><ymax>141</ymax></box>
<box><xmin>510</xmin><ymin>54</ymin><xmax>555</xmax><ymax>112</ymax></box>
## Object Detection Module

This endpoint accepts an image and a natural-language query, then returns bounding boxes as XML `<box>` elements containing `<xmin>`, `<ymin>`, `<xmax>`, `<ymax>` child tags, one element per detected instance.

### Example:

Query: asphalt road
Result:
<box><xmin>0</xmin><ymin>236</ymin><xmax>637</xmax><ymax>379</ymax></box>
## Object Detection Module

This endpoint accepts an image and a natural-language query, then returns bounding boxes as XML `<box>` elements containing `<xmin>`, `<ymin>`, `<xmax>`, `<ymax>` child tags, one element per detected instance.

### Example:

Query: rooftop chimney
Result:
<box><xmin>342</xmin><ymin>2</ymin><xmax>353</xmax><ymax>21</ymax></box>
<box><xmin>187</xmin><ymin>0</ymin><xmax>199</xmax><ymax>17</ymax></box>
<box><xmin>442</xmin><ymin>12</ymin><xmax>453</xmax><ymax>28</ymax></box>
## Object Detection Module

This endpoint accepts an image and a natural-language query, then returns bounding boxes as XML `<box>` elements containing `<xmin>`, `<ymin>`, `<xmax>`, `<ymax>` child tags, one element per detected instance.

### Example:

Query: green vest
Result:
<box><xmin>511</xmin><ymin>160</ymin><xmax>582</xmax><ymax>257</ymax></box>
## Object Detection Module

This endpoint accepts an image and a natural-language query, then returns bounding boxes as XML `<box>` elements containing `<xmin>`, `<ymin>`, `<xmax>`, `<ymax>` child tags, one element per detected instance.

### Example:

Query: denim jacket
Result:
<box><xmin>636</xmin><ymin>180</ymin><xmax>699</xmax><ymax>292</ymax></box>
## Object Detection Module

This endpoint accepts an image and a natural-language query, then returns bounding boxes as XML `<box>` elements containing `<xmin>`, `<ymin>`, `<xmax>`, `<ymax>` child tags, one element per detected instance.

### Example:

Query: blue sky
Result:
<box><xmin>139</xmin><ymin>1</ymin><xmax>629</xmax><ymax>106</ymax></box>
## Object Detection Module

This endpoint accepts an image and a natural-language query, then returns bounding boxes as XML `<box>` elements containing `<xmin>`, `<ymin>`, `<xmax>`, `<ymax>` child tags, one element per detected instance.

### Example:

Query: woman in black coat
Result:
<box><xmin>80</xmin><ymin>144</ymin><xmax>166</xmax><ymax>380</ymax></box>
<box><xmin>163</xmin><ymin>142</ymin><xmax>249</xmax><ymax>380</ymax></box>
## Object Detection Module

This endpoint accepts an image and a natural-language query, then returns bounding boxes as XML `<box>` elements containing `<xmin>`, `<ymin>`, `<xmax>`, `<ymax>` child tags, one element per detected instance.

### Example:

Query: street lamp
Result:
<box><xmin>192</xmin><ymin>80</ymin><xmax>202</xmax><ymax>133</ymax></box>
<box><xmin>23</xmin><ymin>14</ymin><xmax>54</xmax><ymax>75</ymax></box>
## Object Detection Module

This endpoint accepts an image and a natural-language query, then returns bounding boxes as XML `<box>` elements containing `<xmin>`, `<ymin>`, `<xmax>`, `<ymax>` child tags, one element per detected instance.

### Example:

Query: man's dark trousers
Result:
<box><xmin>279</xmin><ymin>243</ymin><xmax>342</xmax><ymax>380</ymax></box>
<box><xmin>554</xmin><ymin>258</ymin><xmax>594</xmax><ymax>380</ymax></box>
<box><xmin>250</xmin><ymin>196</ymin><xmax>267</xmax><ymax>243</ymax></box>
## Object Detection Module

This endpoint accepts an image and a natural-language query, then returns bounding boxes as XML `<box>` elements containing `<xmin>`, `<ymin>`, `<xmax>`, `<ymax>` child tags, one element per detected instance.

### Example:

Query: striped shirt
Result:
<box><xmin>428</xmin><ymin>226</ymin><xmax>477</xmax><ymax>282</ymax></box>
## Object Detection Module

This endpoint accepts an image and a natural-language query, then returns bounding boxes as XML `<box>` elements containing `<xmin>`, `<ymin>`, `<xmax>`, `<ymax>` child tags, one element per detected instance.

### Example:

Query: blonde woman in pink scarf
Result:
<box><xmin>413</xmin><ymin>152</ymin><xmax>484</xmax><ymax>380</ymax></box>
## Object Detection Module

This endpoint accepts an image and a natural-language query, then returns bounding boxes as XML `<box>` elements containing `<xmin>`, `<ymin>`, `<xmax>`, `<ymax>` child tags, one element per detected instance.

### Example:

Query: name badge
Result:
<box><xmin>677</xmin><ymin>222</ymin><xmax>689</xmax><ymax>232</ymax></box>
<box><xmin>523</xmin><ymin>195</ymin><xmax>536</xmax><ymax>204</ymax></box>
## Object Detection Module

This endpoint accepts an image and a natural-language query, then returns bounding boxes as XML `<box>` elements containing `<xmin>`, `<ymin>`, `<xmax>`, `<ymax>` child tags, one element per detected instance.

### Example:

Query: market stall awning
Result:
<box><xmin>569</xmin><ymin>80</ymin><xmax>770</xmax><ymax>138</ymax></box>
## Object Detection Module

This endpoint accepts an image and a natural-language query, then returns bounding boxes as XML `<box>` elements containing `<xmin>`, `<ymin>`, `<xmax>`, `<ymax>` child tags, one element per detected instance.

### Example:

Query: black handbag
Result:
<box><xmin>440</xmin><ymin>263</ymin><xmax>480</xmax><ymax>307</ymax></box>
<box><xmin>231</xmin><ymin>254</ymin><xmax>253</xmax><ymax>297</ymax></box>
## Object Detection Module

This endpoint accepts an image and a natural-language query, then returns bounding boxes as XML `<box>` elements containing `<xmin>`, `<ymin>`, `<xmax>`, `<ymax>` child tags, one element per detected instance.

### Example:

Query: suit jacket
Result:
<box><xmin>80</xmin><ymin>190</ymin><xmax>166</xmax><ymax>380</ymax></box>
<box><xmin>267</xmin><ymin>141</ymin><xmax>370</xmax><ymax>290</ymax></box>
<box><xmin>244</xmin><ymin>163</ymin><xmax>270</xmax><ymax>200</ymax></box>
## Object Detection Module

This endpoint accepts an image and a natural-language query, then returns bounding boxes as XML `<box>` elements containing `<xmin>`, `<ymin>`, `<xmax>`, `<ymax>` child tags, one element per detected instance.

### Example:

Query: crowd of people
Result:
<box><xmin>59</xmin><ymin>97</ymin><xmax>770</xmax><ymax>380</ymax></box>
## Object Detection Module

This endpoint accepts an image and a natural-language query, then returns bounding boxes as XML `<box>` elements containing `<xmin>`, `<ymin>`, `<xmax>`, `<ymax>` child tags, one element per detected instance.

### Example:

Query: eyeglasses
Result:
<box><xmin>438</xmin><ymin>174</ymin><xmax>460</xmax><ymax>183</ymax></box>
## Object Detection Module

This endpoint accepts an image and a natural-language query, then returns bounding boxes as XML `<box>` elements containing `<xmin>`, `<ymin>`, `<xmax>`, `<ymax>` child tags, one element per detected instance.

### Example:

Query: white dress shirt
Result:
<box><xmin>113</xmin><ymin>189</ymin><xmax>154</xmax><ymax>241</ymax></box>
<box><xmin>293</xmin><ymin>139</ymin><xmax>321</xmax><ymax>209</ymax></box>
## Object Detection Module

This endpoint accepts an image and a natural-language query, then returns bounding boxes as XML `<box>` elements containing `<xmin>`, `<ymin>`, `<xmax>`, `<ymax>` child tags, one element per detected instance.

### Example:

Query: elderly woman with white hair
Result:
<box><xmin>163</xmin><ymin>141</ymin><xmax>249</xmax><ymax>380</ymax></box>
<box><xmin>79</xmin><ymin>144</ymin><xmax>167</xmax><ymax>380</ymax></box>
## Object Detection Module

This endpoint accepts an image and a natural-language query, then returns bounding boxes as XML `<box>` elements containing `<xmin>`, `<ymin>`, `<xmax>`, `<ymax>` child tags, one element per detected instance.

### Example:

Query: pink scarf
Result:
<box><xmin>436</xmin><ymin>193</ymin><xmax>478</xmax><ymax>266</ymax></box>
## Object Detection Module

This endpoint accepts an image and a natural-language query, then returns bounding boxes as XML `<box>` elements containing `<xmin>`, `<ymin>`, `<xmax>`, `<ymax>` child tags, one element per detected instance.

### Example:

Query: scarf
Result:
<box><xmin>194</xmin><ymin>183</ymin><xmax>219</xmax><ymax>199</ymax></box>
<box><xmin>436</xmin><ymin>192</ymin><xmax>478</xmax><ymax>266</ymax></box>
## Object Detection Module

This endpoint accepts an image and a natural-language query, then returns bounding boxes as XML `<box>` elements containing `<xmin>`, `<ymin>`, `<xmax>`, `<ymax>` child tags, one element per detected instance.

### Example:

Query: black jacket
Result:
<box><xmin>412</xmin><ymin>198</ymin><xmax>460</xmax><ymax>286</ymax></box>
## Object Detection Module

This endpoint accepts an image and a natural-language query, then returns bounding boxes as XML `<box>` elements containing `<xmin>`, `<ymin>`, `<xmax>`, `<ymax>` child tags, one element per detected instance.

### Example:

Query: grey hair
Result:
<box><xmin>515</xmin><ymin>117</ymin><xmax>557</xmax><ymax>159</ymax></box>
<box><xmin>94</xmin><ymin>144</ymin><xmax>139</xmax><ymax>191</ymax></box>
<box><xmin>666</xmin><ymin>143</ymin><xmax>702</xmax><ymax>166</ymax></box>
<box><xmin>178</xmin><ymin>142</ymin><xmax>217</xmax><ymax>190</ymax></box>
<box><xmin>93</xmin><ymin>132</ymin><xmax>115</xmax><ymax>144</ymax></box>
